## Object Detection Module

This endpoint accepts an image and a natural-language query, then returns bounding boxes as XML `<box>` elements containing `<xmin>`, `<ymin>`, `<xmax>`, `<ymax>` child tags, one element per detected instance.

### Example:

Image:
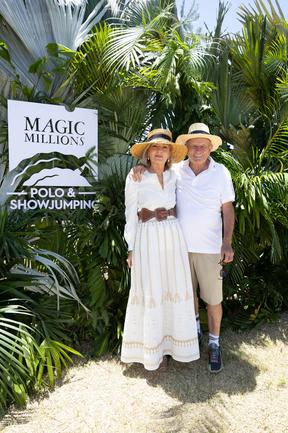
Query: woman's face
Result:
<box><xmin>147</xmin><ymin>142</ymin><xmax>171</xmax><ymax>164</ymax></box>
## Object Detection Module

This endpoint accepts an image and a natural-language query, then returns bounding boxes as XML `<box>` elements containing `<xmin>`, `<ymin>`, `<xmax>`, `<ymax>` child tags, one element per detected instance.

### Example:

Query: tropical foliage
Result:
<box><xmin>0</xmin><ymin>0</ymin><xmax>287</xmax><ymax>412</ymax></box>
<box><xmin>0</xmin><ymin>0</ymin><xmax>115</xmax><ymax>412</ymax></box>
<box><xmin>203</xmin><ymin>0</ymin><xmax>288</xmax><ymax>325</ymax></box>
<box><xmin>0</xmin><ymin>191</ymin><xmax>83</xmax><ymax>411</ymax></box>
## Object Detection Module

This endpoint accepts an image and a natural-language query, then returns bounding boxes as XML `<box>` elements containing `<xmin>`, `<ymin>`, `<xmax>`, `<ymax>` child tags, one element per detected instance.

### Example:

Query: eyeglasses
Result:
<box><xmin>218</xmin><ymin>260</ymin><xmax>230</xmax><ymax>280</ymax></box>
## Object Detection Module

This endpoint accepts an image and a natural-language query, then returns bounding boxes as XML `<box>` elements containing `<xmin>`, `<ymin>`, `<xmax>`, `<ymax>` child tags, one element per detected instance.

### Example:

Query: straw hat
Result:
<box><xmin>130</xmin><ymin>128</ymin><xmax>187</xmax><ymax>163</ymax></box>
<box><xmin>176</xmin><ymin>123</ymin><xmax>222</xmax><ymax>151</ymax></box>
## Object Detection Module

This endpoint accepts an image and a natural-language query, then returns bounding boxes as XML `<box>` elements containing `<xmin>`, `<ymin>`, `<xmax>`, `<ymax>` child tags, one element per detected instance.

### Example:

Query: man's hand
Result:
<box><xmin>220</xmin><ymin>241</ymin><xmax>234</xmax><ymax>263</ymax></box>
<box><xmin>127</xmin><ymin>251</ymin><xmax>133</xmax><ymax>268</ymax></box>
<box><xmin>130</xmin><ymin>164</ymin><xmax>146</xmax><ymax>182</ymax></box>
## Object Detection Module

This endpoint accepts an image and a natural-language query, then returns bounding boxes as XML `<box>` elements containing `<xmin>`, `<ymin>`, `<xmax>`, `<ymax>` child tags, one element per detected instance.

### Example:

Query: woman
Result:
<box><xmin>121</xmin><ymin>128</ymin><xmax>199</xmax><ymax>370</ymax></box>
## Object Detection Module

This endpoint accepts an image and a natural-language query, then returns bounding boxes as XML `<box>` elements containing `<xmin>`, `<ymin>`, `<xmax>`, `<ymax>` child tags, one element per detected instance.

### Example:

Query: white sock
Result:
<box><xmin>196</xmin><ymin>314</ymin><xmax>201</xmax><ymax>333</ymax></box>
<box><xmin>208</xmin><ymin>333</ymin><xmax>220</xmax><ymax>347</ymax></box>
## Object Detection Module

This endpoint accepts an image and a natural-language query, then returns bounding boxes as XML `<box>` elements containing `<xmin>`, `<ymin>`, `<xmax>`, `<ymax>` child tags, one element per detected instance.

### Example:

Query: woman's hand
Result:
<box><xmin>127</xmin><ymin>251</ymin><xmax>133</xmax><ymax>268</ymax></box>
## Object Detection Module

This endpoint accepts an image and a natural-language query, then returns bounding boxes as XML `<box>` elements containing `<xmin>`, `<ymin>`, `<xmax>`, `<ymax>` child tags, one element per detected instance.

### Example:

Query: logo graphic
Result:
<box><xmin>8</xmin><ymin>100</ymin><xmax>98</xmax><ymax>186</ymax></box>
<box><xmin>7</xmin><ymin>100</ymin><xmax>98</xmax><ymax>210</ymax></box>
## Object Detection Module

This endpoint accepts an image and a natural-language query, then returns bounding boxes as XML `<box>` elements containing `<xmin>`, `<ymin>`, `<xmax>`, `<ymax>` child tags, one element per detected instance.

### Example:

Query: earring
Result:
<box><xmin>147</xmin><ymin>157</ymin><xmax>150</xmax><ymax>161</ymax></box>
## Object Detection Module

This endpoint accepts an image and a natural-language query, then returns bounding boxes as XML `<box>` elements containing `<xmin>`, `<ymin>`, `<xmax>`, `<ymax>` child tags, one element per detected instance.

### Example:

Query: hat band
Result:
<box><xmin>189</xmin><ymin>130</ymin><xmax>210</xmax><ymax>135</ymax></box>
<box><xmin>148</xmin><ymin>133</ymin><xmax>172</xmax><ymax>142</ymax></box>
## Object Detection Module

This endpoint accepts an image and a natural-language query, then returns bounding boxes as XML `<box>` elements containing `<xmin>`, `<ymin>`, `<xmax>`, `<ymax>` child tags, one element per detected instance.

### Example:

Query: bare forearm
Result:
<box><xmin>222</xmin><ymin>203</ymin><xmax>235</xmax><ymax>244</ymax></box>
<box><xmin>221</xmin><ymin>202</ymin><xmax>235</xmax><ymax>262</ymax></box>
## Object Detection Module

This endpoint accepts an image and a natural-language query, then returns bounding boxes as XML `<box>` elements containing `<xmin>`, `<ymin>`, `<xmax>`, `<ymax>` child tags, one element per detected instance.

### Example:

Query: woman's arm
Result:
<box><xmin>124</xmin><ymin>175</ymin><xmax>139</xmax><ymax>264</ymax></box>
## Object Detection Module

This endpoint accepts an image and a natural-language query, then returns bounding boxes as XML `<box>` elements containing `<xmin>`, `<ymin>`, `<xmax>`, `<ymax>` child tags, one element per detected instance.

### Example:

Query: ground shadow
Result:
<box><xmin>120</xmin><ymin>314</ymin><xmax>288</xmax><ymax>432</ymax></box>
<box><xmin>122</xmin><ymin>312</ymin><xmax>288</xmax><ymax>404</ymax></box>
<box><xmin>1</xmin><ymin>314</ymin><xmax>287</xmax><ymax>433</ymax></box>
<box><xmin>122</xmin><ymin>340</ymin><xmax>259</xmax><ymax>404</ymax></box>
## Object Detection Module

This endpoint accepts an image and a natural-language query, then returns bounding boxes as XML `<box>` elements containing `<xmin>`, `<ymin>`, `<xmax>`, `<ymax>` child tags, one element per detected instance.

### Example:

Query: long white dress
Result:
<box><xmin>121</xmin><ymin>170</ymin><xmax>199</xmax><ymax>370</ymax></box>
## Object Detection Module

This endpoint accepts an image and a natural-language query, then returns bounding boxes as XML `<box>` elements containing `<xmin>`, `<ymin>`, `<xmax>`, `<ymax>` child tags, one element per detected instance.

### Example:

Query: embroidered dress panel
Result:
<box><xmin>122</xmin><ymin>170</ymin><xmax>199</xmax><ymax>370</ymax></box>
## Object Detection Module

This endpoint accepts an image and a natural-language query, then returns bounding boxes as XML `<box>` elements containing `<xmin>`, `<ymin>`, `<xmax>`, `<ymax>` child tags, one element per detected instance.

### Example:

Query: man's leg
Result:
<box><xmin>193</xmin><ymin>254</ymin><xmax>224</xmax><ymax>372</ymax></box>
<box><xmin>188</xmin><ymin>253</ymin><xmax>203</xmax><ymax>345</ymax></box>
<box><xmin>207</xmin><ymin>303</ymin><xmax>222</xmax><ymax>336</ymax></box>
<box><xmin>207</xmin><ymin>303</ymin><xmax>223</xmax><ymax>373</ymax></box>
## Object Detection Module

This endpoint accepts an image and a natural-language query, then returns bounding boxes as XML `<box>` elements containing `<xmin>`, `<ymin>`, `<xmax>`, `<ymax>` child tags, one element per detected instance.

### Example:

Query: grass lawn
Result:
<box><xmin>1</xmin><ymin>312</ymin><xmax>287</xmax><ymax>433</ymax></box>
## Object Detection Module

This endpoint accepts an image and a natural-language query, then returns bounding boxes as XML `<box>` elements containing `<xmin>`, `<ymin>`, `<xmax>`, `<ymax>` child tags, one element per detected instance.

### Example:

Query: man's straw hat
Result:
<box><xmin>176</xmin><ymin>123</ymin><xmax>222</xmax><ymax>151</ymax></box>
<box><xmin>131</xmin><ymin>128</ymin><xmax>187</xmax><ymax>163</ymax></box>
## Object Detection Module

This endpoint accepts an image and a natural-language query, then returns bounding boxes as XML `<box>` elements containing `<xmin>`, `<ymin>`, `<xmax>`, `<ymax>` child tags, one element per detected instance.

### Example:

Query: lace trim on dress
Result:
<box><xmin>122</xmin><ymin>335</ymin><xmax>198</xmax><ymax>353</ymax></box>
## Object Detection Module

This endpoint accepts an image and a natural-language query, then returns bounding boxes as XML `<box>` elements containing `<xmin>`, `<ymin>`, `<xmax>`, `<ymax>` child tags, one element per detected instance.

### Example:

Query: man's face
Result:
<box><xmin>186</xmin><ymin>137</ymin><xmax>212</xmax><ymax>164</ymax></box>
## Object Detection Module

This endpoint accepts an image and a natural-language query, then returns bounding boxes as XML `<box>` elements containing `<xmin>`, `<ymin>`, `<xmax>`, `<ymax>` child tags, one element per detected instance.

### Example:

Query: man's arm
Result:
<box><xmin>221</xmin><ymin>202</ymin><xmax>235</xmax><ymax>263</ymax></box>
<box><xmin>130</xmin><ymin>164</ymin><xmax>146</xmax><ymax>181</ymax></box>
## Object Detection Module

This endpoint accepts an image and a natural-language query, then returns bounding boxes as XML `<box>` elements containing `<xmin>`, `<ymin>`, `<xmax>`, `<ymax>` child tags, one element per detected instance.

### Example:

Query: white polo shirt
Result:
<box><xmin>173</xmin><ymin>157</ymin><xmax>235</xmax><ymax>253</ymax></box>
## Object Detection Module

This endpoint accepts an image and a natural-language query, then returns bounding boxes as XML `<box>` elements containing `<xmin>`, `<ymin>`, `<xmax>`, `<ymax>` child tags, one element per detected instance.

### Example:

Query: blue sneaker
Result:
<box><xmin>208</xmin><ymin>343</ymin><xmax>223</xmax><ymax>373</ymax></box>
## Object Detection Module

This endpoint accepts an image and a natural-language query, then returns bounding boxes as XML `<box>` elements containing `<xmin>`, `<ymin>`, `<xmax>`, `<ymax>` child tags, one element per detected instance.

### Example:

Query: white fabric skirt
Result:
<box><xmin>121</xmin><ymin>217</ymin><xmax>199</xmax><ymax>370</ymax></box>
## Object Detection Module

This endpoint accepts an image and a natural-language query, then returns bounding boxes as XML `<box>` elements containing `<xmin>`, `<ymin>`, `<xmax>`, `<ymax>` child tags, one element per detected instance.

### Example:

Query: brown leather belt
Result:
<box><xmin>138</xmin><ymin>206</ymin><xmax>176</xmax><ymax>222</ymax></box>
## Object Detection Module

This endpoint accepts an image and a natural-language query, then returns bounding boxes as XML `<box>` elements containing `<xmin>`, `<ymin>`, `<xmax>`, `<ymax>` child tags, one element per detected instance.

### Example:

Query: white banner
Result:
<box><xmin>8</xmin><ymin>100</ymin><xmax>98</xmax><ymax>187</ymax></box>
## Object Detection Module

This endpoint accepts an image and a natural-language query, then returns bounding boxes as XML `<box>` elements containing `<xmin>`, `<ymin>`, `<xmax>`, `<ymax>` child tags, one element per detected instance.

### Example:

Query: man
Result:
<box><xmin>132</xmin><ymin>122</ymin><xmax>235</xmax><ymax>373</ymax></box>
<box><xmin>174</xmin><ymin>123</ymin><xmax>235</xmax><ymax>373</ymax></box>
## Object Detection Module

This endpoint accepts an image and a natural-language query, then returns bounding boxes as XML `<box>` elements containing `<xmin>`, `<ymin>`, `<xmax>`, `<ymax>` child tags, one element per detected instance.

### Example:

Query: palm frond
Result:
<box><xmin>9</xmin><ymin>246</ymin><xmax>85</xmax><ymax>310</ymax></box>
<box><xmin>260</xmin><ymin>120</ymin><xmax>288</xmax><ymax>166</ymax></box>
<box><xmin>69</xmin><ymin>22</ymin><xmax>116</xmax><ymax>99</ymax></box>
<box><xmin>0</xmin><ymin>0</ymin><xmax>108</xmax><ymax>88</ymax></box>
<box><xmin>104</xmin><ymin>3</ymin><xmax>176</xmax><ymax>71</ymax></box>
<box><xmin>176</xmin><ymin>0</ymin><xmax>199</xmax><ymax>34</ymax></box>
<box><xmin>31</xmin><ymin>338</ymin><xmax>81</xmax><ymax>387</ymax></box>
<box><xmin>81</xmin><ymin>88</ymin><xmax>155</xmax><ymax>158</ymax></box>
<box><xmin>0</xmin><ymin>307</ymin><xmax>34</xmax><ymax>409</ymax></box>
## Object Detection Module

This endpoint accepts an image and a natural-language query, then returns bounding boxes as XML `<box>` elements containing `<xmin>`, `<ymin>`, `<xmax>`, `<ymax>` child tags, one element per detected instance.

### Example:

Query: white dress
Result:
<box><xmin>121</xmin><ymin>170</ymin><xmax>199</xmax><ymax>370</ymax></box>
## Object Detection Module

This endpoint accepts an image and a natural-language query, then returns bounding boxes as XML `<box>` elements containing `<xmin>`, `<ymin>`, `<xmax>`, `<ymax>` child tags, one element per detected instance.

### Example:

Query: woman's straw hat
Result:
<box><xmin>176</xmin><ymin>123</ymin><xmax>222</xmax><ymax>151</ymax></box>
<box><xmin>131</xmin><ymin>128</ymin><xmax>187</xmax><ymax>163</ymax></box>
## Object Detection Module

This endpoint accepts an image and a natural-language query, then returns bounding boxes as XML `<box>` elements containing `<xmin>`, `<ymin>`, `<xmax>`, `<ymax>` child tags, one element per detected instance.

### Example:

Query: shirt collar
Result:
<box><xmin>208</xmin><ymin>156</ymin><xmax>216</xmax><ymax>169</ymax></box>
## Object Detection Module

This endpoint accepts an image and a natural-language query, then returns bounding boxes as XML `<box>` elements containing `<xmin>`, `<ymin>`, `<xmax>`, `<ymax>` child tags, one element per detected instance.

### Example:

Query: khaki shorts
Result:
<box><xmin>188</xmin><ymin>253</ymin><xmax>223</xmax><ymax>305</ymax></box>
